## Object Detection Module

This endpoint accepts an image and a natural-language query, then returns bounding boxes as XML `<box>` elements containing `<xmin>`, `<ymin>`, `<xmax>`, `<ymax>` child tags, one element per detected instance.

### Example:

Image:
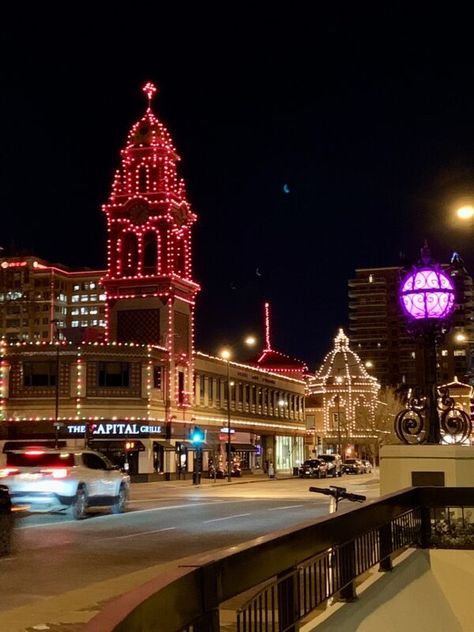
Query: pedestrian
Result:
<box><xmin>268</xmin><ymin>461</ymin><xmax>275</xmax><ymax>479</ymax></box>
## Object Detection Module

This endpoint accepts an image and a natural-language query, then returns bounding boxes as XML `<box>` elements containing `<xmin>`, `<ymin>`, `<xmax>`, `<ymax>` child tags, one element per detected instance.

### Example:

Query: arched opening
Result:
<box><xmin>122</xmin><ymin>232</ymin><xmax>139</xmax><ymax>276</ymax></box>
<box><xmin>175</xmin><ymin>240</ymin><xmax>185</xmax><ymax>276</ymax></box>
<box><xmin>138</xmin><ymin>166</ymin><xmax>148</xmax><ymax>193</ymax></box>
<box><xmin>143</xmin><ymin>231</ymin><xmax>158</xmax><ymax>275</ymax></box>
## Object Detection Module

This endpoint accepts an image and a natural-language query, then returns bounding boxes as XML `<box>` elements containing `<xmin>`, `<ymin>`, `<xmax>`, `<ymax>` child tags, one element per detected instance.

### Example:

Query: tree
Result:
<box><xmin>375</xmin><ymin>387</ymin><xmax>402</xmax><ymax>448</ymax></box>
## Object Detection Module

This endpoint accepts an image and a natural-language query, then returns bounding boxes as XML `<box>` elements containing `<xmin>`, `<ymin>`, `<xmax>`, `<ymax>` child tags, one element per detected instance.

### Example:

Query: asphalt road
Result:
<box><xmin>1</xmin><ymin>473</ymin><xmax>379</xmax><ymax>613</ymax></box>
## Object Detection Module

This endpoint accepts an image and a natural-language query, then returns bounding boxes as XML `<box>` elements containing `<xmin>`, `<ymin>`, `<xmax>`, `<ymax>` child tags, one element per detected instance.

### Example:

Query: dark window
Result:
<box><xmin>98</xmin><ymin>362</ymin><xmax>130</xmax><ymax>387</ymax></box>
<box><xmin>143</xmin><ymin>231</ymin><xmax>158</xmax><ymax>274</ymax></box>
<box><xmin>153</xmin><ymin>366</ymin><xmax>162</xmax><ymax>389</ymax></box>
<box><xmin>23</xmin><ymin>361</ymin><xmax>57</xmax><ymax>387</ymax></box>
<box><xmin>178</xmin><ymin>371</ymin><xmax>185</xmax><ymax>405</ymax></box>
<box><xmin>82</xmin><ymin>453</ymin><xmax>108</xmax><ymax>470</ymax></box>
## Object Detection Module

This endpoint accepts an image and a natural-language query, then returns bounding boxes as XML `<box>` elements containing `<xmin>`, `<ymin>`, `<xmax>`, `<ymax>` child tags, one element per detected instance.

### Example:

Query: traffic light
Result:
<box><xmin>125</xmin><ymin>441</ymin><xmax>135</xmax><ymax>451</ymax></box>
<box><xmin>190</xmin><ymin>426</ymin><xmax>205</xmax><ymax>446</ymax></box>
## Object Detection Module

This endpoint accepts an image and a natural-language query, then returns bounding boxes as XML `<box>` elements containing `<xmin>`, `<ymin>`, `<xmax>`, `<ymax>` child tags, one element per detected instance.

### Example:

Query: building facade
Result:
<box><xmin>0</xmin><ymin>83</ymin><xmax>306</xmax><ymax>479</ymax></box>
<box><xmin>0</xmin><ymin>257</ymin><xmax>106</xmax><ymax>343</ymax></box>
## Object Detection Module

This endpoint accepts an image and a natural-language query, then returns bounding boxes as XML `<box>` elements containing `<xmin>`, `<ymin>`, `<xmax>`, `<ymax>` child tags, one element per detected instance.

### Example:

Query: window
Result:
<box><xmin>73</xmin><ymin>284</ymin><xmax>80</xmax><ymax>291</ymax></box>
<box><xmin>23</xmin><ymin>361</ymin><xmax>56</xmax><ymax>387</ymax></box>
<box><xmin>199</xmin><ymin>376</ymin><xmax>205</xmax><ymax>398</ymax></box>
<box><xmin>90</xmin><ymin>294</ymin><xmax>97</xmax><ymax>301</ymax></box>
<box><xmin>454</xmin><ymin>350</ymin><xmax>466</xmax><ymax>356</ymax></box>
<box><xmin>89</xmin><ymin>282</ymin><xmax>96</xmax><ymax>290</ymax></box>
<box><xmin>82</xmin><ymin>453</ymin><xmax>108</xmax><ymax>470</ymax></box>
<box><xmin>153</xmin><ymin>366</ymin><xmax>162</xmax><ymax>389</ymax></box>
<box><xmin>71</xmin><ymin>308</ymin><xmax>79</xmax><ymax>315</ymax></box>
<box><xmin>99</xmin><ymin>293</ymin><xmax>106</xmax><ymax>301</ymax></box>
<box><xmin>72</xmin><ymin>320</ymin><xmax>79</xmax><ymax>327</ymax></box>
<box><xmin>89</xmin><ymin>307</ymin><xmax>98</xmax><ymax>315</ymax></box>
<box><xmin>98</xmin><ymin>362</ymin><xmax>130</xmax><ymax>387</ymax></box>
<box><xmin>72</xmin><ymin>295</ymin><xmax>79</xmax><ymax>303</ymax></box>
<box><xmin>80</xmin><ymin>295</ymin><xmax>89</xmax><ymax>302</ymax></box>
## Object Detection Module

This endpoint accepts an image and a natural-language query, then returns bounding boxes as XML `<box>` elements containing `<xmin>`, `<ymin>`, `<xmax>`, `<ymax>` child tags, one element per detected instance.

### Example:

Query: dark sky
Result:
<box><xmin>1</xmin><ymin>9</ymin><xmax>474</xmax><ymax>370</ymax></box>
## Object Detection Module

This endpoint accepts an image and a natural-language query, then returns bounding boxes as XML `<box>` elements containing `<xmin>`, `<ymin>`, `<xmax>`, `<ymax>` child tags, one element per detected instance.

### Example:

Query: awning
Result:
<box><xmin>152</xmin><ymin>440</ymin><xmax>176</xmax><ymax>450</ymax></box>
<box><xmin>230</xmin><ymin>443</ymin><xmax>257</xmax><ymax>452</ymax></box>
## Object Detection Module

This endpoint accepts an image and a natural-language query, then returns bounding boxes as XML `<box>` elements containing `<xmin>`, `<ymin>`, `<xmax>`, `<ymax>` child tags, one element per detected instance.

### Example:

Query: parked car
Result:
<box><xmin>362</xmin><ymin>460</ymin><xmax>373</xmax><ymax>474</ymax></box>
<box><xmin>343</xmin><ymin>458</ymin><xmax>365</xmax><ymax>474</ymax></box>
<box><xmin>0</xmin><ymin>447</ymin><xmax>130</xmax><ymax>519</ymax></box>
<box><xmin>317</xmin><ymin>454</ymin><xmax>343</xmax><ymax>478</ymax></box>
<box><xmin>298</xmin><ymin>459</ymin><xmax>328</xmax><ymax>479</ymax></box>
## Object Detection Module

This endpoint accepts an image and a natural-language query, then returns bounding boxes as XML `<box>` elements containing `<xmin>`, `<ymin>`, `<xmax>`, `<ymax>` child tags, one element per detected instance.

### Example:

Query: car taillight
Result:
<box><xmin>0</xmin><ymin>467</ymin><xmax>19</xmax><ymax>478</ymax></box>
<box><xmin>40</xmin><ymin>468</ymin><xmax>69</xmax><ymax>479</ymax></box>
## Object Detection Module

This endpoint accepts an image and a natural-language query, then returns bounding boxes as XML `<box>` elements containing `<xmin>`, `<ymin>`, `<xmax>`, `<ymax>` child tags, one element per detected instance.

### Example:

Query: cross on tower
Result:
<box><xmin>143</xmin><ymin>82</ymin><xmax>158</xmax><ymax>109</ymax></box>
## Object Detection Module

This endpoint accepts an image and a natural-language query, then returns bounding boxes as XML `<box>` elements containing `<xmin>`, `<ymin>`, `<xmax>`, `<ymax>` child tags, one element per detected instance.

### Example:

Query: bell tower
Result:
<box><xmin>102</xmin><ymin>82</ymin><xmax>200</xmax><ymax>407</ymax></box>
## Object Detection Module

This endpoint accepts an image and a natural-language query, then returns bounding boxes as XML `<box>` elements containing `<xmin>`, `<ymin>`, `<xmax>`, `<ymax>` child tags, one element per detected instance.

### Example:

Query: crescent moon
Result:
<box><xmin>283</xmin><ymin>184</ymin><xmax>290</xmax><ymax>194</ymax></box>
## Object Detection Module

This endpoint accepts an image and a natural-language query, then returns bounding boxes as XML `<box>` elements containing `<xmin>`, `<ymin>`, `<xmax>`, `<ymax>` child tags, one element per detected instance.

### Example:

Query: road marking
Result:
<box><xmin>96</xmin><ymin>526</ymin><xmax>177</xmax><ymax>541</ymax></box>
<box><xmin>16</xmin><ymin>500</ymin><xmax>255</xmax><ymax>529</ymax></box>
<box><xmin>267</xmin><ymin>505</ymin><xmax>303</xmax><ymax>511</ymax></box>
<box><xmin>204</xmin><ymin>513</ymin><xmax>251</xmax><ymax>523</ymax></box>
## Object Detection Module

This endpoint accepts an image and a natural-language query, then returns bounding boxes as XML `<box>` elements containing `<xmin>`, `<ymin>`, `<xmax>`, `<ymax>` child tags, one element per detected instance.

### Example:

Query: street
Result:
<box><xmin>0</xmin><ymin>472</ymin><xmax>379</xmax><ymax>630</ymax></box>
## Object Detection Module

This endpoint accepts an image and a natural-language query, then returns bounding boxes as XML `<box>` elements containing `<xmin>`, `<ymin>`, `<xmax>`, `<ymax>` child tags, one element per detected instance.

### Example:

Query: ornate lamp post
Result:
<box><xmin>396</xmin><ymin>245</ymin><xmax>472</xmax><ymax>444</ymax></box>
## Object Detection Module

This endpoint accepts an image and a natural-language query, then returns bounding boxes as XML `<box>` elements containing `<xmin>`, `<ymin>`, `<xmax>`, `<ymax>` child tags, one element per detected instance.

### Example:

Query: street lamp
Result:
<box><xmin>396</xmin><ymin>245</ymin><xmax>471</xmax><ymax>444</ymax></box>
<box><xmin>219</xmin><ymin>348</ymin><xmax>233</xmax><ymax>482</ymax></box>
<box><xmin>51</xmin><ymin>319</ymin><xmax>63</xmax><ymax>448</ymax></box>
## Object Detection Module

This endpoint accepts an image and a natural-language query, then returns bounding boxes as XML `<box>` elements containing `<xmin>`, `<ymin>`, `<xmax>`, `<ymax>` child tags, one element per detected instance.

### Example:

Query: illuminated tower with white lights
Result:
<box><xmin>102</xmin><ymin>83</ymin><xmax>200</xmax><ymax>407</ymax></box>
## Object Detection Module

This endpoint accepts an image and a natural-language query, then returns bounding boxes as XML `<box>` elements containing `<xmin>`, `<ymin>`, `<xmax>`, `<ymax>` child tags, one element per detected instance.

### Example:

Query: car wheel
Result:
<box><xmin>112</xmin><ymin>484</ymin><xmax>128</xmax><ymax>514</ymax></box>
<box><xmin>70</xmin><ymin>485</ymin><xmax>87</xmax><ymax>520</ymax></box>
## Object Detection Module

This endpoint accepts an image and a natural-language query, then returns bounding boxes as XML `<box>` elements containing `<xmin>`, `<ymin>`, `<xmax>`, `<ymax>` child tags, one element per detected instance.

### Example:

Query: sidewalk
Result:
<box><xmin>132</xmin><ymin>469</ymin><xmax>288</xmax><ymax>487</ymax></box>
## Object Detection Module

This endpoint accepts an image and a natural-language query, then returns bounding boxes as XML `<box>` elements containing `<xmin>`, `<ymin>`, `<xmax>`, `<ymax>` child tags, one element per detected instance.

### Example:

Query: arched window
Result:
<box><xmin>143</xmin><ymin>231</ymin><xmax>158</xmax><ymax>274</ymax></box>
<box><xmin>138</xmin><ymin>166</ymin><xmax>148</xmax><ymax>193</ymax></box>
<box><xmin>175</xmin><ymin>240</ymin><xmax>185</xmax><ymax>276</ymax></box>
<box><xmin>122</xmin><ymin>232</ymin><xmax>138</xmax><ymax>276</ymax></box>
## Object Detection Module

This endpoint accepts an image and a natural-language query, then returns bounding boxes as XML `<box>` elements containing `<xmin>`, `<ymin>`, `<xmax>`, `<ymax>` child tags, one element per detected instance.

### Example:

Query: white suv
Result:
<box><xmin>0</xmin><ymin>447</ymin><xmax>130</xmax><ymax>519</ymax></box>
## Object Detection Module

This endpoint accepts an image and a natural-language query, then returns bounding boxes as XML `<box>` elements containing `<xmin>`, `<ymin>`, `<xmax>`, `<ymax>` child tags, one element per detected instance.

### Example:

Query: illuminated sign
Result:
<box><xmin>67</xmin><ymin>423</ymin><xmax>161</xmax><ymax>436</ymax></box>
<box><xmin>219</xmin><ymin>427</ymin><xmax>235</xmax><ymax>434</ymax></box>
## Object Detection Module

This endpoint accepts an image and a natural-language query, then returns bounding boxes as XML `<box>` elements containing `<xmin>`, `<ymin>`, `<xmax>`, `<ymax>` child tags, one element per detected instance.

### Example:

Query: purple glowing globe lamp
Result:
<box><xmin>400</xmin><ymin>267</ymin><xmax>455</xmax><ymax>320</ymax></box>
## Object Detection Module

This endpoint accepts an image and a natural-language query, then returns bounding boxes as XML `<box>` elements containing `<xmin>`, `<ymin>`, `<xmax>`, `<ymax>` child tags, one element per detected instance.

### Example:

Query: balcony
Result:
<box><xmin>83</xmin><ymin>486</ymin><xmax>474</xmax><ymax>632</ymax></box>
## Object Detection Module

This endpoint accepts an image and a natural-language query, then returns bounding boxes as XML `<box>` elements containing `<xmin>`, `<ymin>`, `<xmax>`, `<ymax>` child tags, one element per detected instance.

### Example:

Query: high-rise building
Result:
<box><xmin>0</xmin><ymin>256</ymin><xmax>106</xmax><ymax>343</ymax></box>
<box><xmin>348</xmin><ymin>254</ymin><xmax>474</xmax><ymax>389</ymax></box>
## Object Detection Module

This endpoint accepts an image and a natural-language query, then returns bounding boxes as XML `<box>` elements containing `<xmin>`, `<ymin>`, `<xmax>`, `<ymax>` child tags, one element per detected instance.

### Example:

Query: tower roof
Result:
<box><xmin>251</xmin><ymin>303</ymin><xmax>308</xmax><ymax>376</ymax></box>
<box><xmin>311</xmin><ymin>328</ymin><xmax>379</xmax><ymax>390</ymax></box>
<box><xmin>125</xmin><ymin>82</ymin><xmax>179</xmax><ymax>156</ymax></box>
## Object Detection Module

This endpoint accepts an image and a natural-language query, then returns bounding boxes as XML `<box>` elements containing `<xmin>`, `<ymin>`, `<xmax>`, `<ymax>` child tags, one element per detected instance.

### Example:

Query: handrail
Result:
<box><xmin>83</xmin><ymin>487</ymin><xmax>474</xmax><ymax>632</ymax></box>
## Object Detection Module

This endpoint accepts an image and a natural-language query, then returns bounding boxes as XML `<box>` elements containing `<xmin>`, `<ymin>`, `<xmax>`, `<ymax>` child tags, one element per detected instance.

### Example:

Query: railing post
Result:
<box><xmin>277</xmin><ymin>569</ymin><xmax>299</xmax><ymax>632</ymax></box>
<box><xmin>378</xmin><ymin>522</ymin><xmax>393</xmax><ymax>572</ymax></box>
<box><xmin>419</xmin><ymin>505</ymin><xmax>432</xmax><ymax>549</ymax></box>
<box><xmin>192</xmin><ymin>563</ymin><xmax>221</xmax><ymax>632</ymax></box>
<box><xmin>338</xmin><ymin>541</ymin><xmax>357</xmax><ymax>602</ymax></box>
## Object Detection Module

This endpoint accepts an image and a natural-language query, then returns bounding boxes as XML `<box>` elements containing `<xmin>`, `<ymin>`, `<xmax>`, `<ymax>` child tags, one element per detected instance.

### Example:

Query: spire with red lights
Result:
<box><xmin>103</xmin><ymin>82</ymin><xmax>198</xmax><ymax>284</ymax></box>
<box><xmin>252</xmin><ymin>302</ymin><xmax>308</xmax><ymax>379</ymax></box>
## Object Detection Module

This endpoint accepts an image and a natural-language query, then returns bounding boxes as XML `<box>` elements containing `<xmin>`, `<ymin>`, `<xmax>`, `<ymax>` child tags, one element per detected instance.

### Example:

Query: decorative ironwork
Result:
<box><xmin>395</xmin><ymin>386</ymin><xmax>471</xmax><ymax>445</ymax></box>
<box><xmin>395</xmin><ymin>387</ymin><xmax>427</xmax><ymax>444</ymax></box>
<box><xmin>438</xmin><ymin>386</ymin><xmax>472</xmax><ymax>444</ymax></box>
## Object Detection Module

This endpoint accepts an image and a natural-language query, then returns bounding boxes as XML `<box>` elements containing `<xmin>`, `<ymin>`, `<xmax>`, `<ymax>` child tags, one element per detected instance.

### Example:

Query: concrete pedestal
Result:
<box><xmin>380</xmin><ymin>444</ymin><xmax>474</xmax><ymax>495</ymax></box>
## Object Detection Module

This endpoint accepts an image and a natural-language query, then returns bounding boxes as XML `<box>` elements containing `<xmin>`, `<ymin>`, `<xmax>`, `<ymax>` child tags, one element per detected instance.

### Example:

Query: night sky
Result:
<box><xmin>1</xmin><ymin>10</ymin><xmax>474</xmax><ymax>370</ymax></box>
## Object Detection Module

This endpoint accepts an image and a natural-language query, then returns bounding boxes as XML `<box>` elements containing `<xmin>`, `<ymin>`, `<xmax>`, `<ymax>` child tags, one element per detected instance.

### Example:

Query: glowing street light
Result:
<box><xmin>456</xmin><ymin>205</ymin><xmax>474</xmax><ymax>220</ymax></box>
<box><xmin>219</xmin><ymin>348</ymin><xmax>233</xmax><ymax>483</ymax></box>
<box><xmin>219</xmin><ymin>337</ymin><xmax>256</xmax><ymax>482</ymax></box>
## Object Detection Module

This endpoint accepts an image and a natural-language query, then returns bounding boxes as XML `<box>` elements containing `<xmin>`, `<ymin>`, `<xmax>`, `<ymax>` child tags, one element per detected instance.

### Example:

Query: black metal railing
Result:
<box><xmin>83</xmin><ymin>487</ymin><xmax>474</xmax><ymax>632</ymax></box>
<box><xmin>236</xmin><ymin>508</ymin><xmax>421</xmax><ymax>631</ymax></box>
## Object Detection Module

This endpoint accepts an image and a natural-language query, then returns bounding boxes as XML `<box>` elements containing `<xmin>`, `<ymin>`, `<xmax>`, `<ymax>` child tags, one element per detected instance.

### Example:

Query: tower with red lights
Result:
<box><xmin>102</xmin><ymin>83</ymin><xmax>200</xmax><ymax>407</ymax></box>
